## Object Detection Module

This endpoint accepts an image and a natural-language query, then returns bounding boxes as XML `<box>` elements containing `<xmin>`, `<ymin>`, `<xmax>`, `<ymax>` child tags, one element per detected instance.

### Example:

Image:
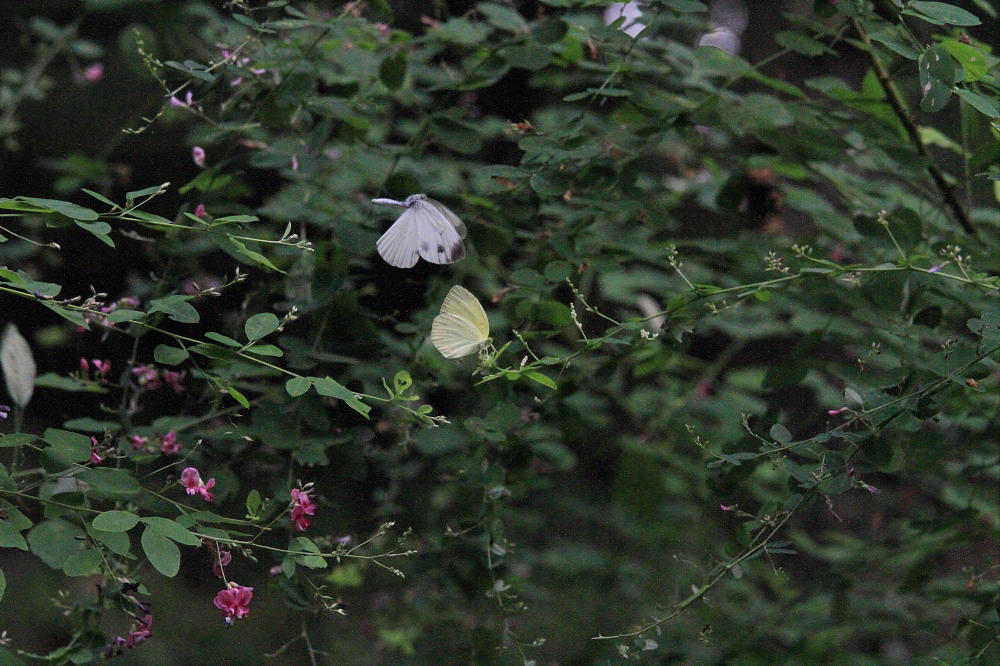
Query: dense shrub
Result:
<box><xmin>0</xmin><ymin>0</ymin><xmax>998</xmax><ymax>663</ymax></box>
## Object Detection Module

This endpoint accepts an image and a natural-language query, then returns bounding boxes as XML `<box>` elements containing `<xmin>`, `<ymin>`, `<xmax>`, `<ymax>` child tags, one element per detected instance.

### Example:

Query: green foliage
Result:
<box><xmin>0</xmin><ymin>0</ymin><xmax>999</xmax><ymax>664</ymax></box>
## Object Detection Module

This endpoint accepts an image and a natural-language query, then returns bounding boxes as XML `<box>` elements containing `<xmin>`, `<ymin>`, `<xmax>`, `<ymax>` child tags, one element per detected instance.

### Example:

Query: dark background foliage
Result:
<box><xmin>0</xmin><ymin>0</ymin><xmax>998</xmax><ymax>664</ymax></box>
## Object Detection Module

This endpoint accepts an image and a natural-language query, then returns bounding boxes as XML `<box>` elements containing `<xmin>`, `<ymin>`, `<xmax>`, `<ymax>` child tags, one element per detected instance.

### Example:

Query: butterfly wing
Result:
<box><xmin>376</xmin><ymin>207</ymin><xmax>422</xmax><ymax>268</ymax></box>
<box><xmin>431</xmin><ymin>286</ymin><xmax>489</xmax><ymax>358</ymax></box>
<box><xmin>411</xmin><ymin>199</ymin><xmax>466</xmax><ymax>265</ymax></box>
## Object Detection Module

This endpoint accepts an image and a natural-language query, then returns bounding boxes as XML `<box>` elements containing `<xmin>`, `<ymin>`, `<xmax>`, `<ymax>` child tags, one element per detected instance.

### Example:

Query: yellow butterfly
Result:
<box><xmin>431</xmin><ymin>286</ymin><xmax>490</xmax><ymax>359</ymax></box>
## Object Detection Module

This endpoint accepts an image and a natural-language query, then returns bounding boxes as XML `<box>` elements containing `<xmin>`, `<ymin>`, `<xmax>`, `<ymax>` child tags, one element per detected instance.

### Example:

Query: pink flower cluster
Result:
<box><xmin>182</xmin><ymin>467</ymin><xmax>215</xmax><ymax>502</ymax></box>
<box><xmin>80</xmin><ymin>358</ymin><xmax>112</xmax><ymax>382</ymax></box>
<box><xmin>132</xmin><ymin>365</ymin><xmax>186</xmax><ymax>393</ymax></box>
<box><xmin>290</xmin><ymin>487</ymin><xmax>316</xmax><ymax>532</ymax></box>
<box><xmin>105</xmin><ymin>613</ymin><xmax>152</xmax><ymax>656</ymax></box>
<box><xmin>130</xmin><ymin>429</ymin><xmax>180</xmax><ymax>455</ymax></box>
<box><xmin>213</xmin><ymin>582</ymin><xmax>254</xmax><ymax>625</ymax></box>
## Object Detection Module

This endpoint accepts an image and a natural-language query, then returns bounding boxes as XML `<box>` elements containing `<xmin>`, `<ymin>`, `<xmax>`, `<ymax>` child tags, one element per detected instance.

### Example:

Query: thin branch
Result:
<box><xmin>851</xmin><ymin>18</ymin><xmax>975</xmax><ymax>237</ymax></box>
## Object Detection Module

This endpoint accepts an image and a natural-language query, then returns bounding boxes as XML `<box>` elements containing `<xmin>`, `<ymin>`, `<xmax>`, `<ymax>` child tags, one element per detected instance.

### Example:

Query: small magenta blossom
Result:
<box><xmin>720</xmin><ymin>504</ymin><xmax>736</xmax><ymax>512</ymax></box>
<box><xmin>290</xmin><ymin>488</ymin><xmax>316</xmax><ymax>531</ymax></box>
<box><xmin>105</xmin><ymin>613</ymin><xmax>152</xmax><ymax>657</ymax></box>
<box><xmin>163</xmin><ymin>370</ymin><xmax>186</xmax><ymax>393</ymax></box>
<box><xmin>194</xmin><ymin>203</ymin><xmax>207</xmax><ymax>218</ymax></box>
<box><xmin>192</xmin><ymin>146</ymin><xmax>206</xmax><ymax>168</ymax></box>
<box><xmin>132</xmin><ymin>365</ymin><xmax>161</xmax><ymax>390</ymax></box>
<box><xmin>213</xmin><ymin>582</ymin><xmax>254</xmax><ymax>625</ymax></box>
<box><xmin>376</xmin><ymin>23</ymin><xmax>390</xmax><ymax>37</ymax></box>
<box><xmin>90</xmin><ymin>437</ymin><xmax>103</xmax><ymax>465</ymax></box>
<box><xmin>169</xmin><ymin>91</ymin><xmax>196</xmax><ymax>108</ymax></box>
<box><xmin>928</xmin><ymin>263</ymin><xmax>945</xmax><ymax>273</ymax></box>
<box><xmin>84</xmin><ymin>62</ymin><xmax>104</xmax><ymax>83</ymax></box>
<box><xmin>210</xmin><ymin>542</ymin><xmax>232</xmax><ymax>577</ymax></box>
<box><xmin>92</xmin><ymin>359</ymin><xmax>112</xmax><ymax>376</ymax></box>
<box><xmin>182</xmin><ymin>467</ymin><xmax>215</xmax><ymax>502</ymax></box>
<box><xmin>291</xmin><ymin>155</ymin><xmax>299</xmax><ymax>171</ymax></box>
<box><xmin>160</xmin><ymin>430</ymin><xmax>180</xmax><ymax>455</ymax></box>
<box><xmin>0</xmin><ymin>405</ymin><xmax>10</xmax><ymax>420</ymax></box>
<box><xmin>131</xmin><ymin>435</ymin><xmax>149</xmax><ymax>450</ymax></box>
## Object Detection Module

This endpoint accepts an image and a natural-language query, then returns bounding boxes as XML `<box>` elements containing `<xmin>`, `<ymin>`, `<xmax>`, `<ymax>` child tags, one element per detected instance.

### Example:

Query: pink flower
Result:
<box><xmin>126</xmin><ymin>613</ymin><xmax>153</xmax><ymax>647</ymax></box>
<box><xmin>213</xmin><ymin>582</ymin><xmax>254</xmax><ymax>625</ymax></box>
<box><xmin>164</xmin><ymin>370</ymin><xmax>186</xmax><ymax>393</ymax></box>
<box><xmin>291</xmin><ymin>155</ymin><xmax>299</xmax><ymax>171</ymax></box>
<box><xmin>194</xmin><ymin>203</ymin><xmax>207</xmax><ymax>218</ymax></box>
<box><xmin>160</xmin><ymin>430</ymin><xmax>180</xmax><ymax>455</ymax></box>
<box><xmin>132</xmin><ymin>365</ymin><xmax>161</xmax><ymax>390</ymax></box>
<box><xmin>928</xmin><ymin>263</ymin><xmax>945</xmax><ymax>273</ymax></box>
<box><xmin>0</xmin><ymin>405</ymin><xmax>10</xmax><ymax>420</ymax></box>
<box><xmin>210</xmin><ymin>542</ymin><xmax>232</xmax><ymax>577</ymax></box>
<box><xmin>290</xmin><ymin>487</ymin><xmax>316</xmax><ymax>531</ymax></box>
<box><xmin>719</xmin><ymin>504</ymin><xmax>735</xmax><ymax>511</ymax></box>
<box><xmin>181</xmin><ymin>467</ymin><xmax>215</xmax><ymax>502</ymax></box>
<box><xmin>131</xmin><ymin>435</ymin><xmax>149</xmax><ymax>450</ymax></box>
<box><xmin>80</xmin><ymin>358</ymin><xmax>90</xmax><ymax>372</ymax></box>
<box><xmin>92</xmin><ymin>359</ymin><xmax>112</xmax><ymax>376</ymax></box>
<box><xmin>192</xmin><ymin>146</ymin><xmax>206</xmax><ymax>168</ymax></box>
<box><xmin>84</xmin><ymin>63</ymin><xmax>104</xmax><ymax>83</ymax></box>
<box><xmin>377</xmin><ymin>23</ymin><xmax>390</xmax><ymax>37</ymax></box>
<box><xmin>170</xmin><ymin>91</ymin><xmax>195</xmax><ymax>108</ymax></box>
<box><xmin>827</xmin><ymin>407</ymin><xmax>848</xmax><ymax>416</ymax></box>
<box><xmin>90</xmin><ymin>436</ymin><xmax>103</xmax><ymax>465</ymax></box>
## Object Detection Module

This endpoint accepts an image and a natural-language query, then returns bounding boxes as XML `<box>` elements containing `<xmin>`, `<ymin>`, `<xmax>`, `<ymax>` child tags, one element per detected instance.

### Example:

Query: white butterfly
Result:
<box><xmin>372</xmin><ymin>194</ymin><xmax>467</xmax><ymax>268</ymax></box>
<box><xmin>431</xmin><ymin>285</ymin><xmax>490</xmax><ymax>359</ymax></box>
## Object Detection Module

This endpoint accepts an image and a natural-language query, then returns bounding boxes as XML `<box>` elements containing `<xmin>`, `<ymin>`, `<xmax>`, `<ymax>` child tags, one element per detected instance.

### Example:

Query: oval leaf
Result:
<box><xmin>141</xmin><ymin>527</ymin><xmax>181</xmax><ymax>577</ymax></box>
<box><xmin>245</xmin><ymin>312</ymin><xmax>280</xmax><ymax>341</ymax></box>
<box><xmin>92</xmin><ymin>510</ymin><xmax>141</xmax><ymax>533</ymax></box>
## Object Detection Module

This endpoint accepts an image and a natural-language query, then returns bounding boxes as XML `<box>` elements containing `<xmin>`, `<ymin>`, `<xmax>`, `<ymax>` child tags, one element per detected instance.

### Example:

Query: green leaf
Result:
<box><xmin>227</xmin><ymin>387</ymin><xmax>250</xmax><ymax>408</ymax></box>
<box><xmin>379</xmin><ymin>49</ymin><xmax>407</xmax><ymax>90</ymax></box>
<box><xmin>0</xmin><ymin>521</ymin><xmax>29</xmax><ymax>550</ymax></box>
<box><xmin>430</xmin><ymin>116</ymin><xmax>483</xmax><ymax>154</ymax></box>
<box><xmin>0</xmin><ymin>567</ymin><xmax>5</xmax><ymax>602</ymax></box>
<box><xmin>228</xmin><ymin>237</ymin><xmax>284</xmax><ymax>273</ymax></box>
<box><xmin>955</xmin><ymin>88</ymin><xmax>1000</xmax><ymax>118</ymax></box>
<box><xmin>918</xmin><ymin>45</ymin><xmax>955</xmax><ymax>112</ymax></box>
<box><xmin>286</xmin><ymin>377</ymin><xmax>311</xmax><ymax>397</ymax></box>
<box><xmin>153</xmin><ymin>344</ymin><xmax>189</xmax><ymax>365</ymax></box>
<box><xmin>106</xmin><ymin>309</ymin><xmax>145</xmax><ymax>323</ymax></box>
<box><xmin>149</xmin><ymin>295</ymin><xmax>200</xmax><ymax>323</ymax></box>
<box><xmin>141</xmin><ymin>526</ymin><xmax>181</xmax><ymax>577</ymax></box>
<box><xmin>313</xmin><ymin>377</ymin><xmax>371</xmax><ymax>418</ymax></box>
<box><xmin>477</xmin><ymin>2</ymin><xmax>528</xmax><ymax>31</ymax></box>
<box><xmin>524</xmin><ymin>370</ymin><xmax>557</xmax><ymax>390</ymax></box>
<box><xmin>246</xmin><ymin>489</ymin><xmax>262</xmax><ymax>517</ymax></box>
<box><xmin>18</xmin><ymin>197</ymin><xmax>99</xmax><ymax>220</ymax></box>
<box><xmin>73</xmin><ymin>219</ymin><xmax>115</xmax><ymax>247</ymax></box>
<box><xmin>770</xmin><ymin>423</ymin><xmax>793</xmax><ymax>444</ymax></box>
<box><xmin>775</xmin><ymin>31</ymin><xmax>827</xmax><ymax>56</ymax></box>
<box><xmin>43</xmin><ymin>428</ymin><xmax>92</xmax><ymax>462</ymax></box>
<box><xmin>92</xmin><ymin>510</ymin><xmax>141</xmax><ymax>532</ymax></box>
<box><xmin>245</xmin><ymin>344</ymin><xmax>283</xmax><ymax>357</ymax></box>
<box><xmin>78</xmin><ymin>468</ymin><xmax>142</xmax><ymax>496</ymax></box>
<box><xmin>143</xmin><ymin>517</ymin><xmax>201</xmax><ymax>546</ymax></box>
<box><xmin>905</xmin><ymin>1</ymin><xmax>981</xmax><ymax>26</ymax></box>
<box><xmin>245</xmin><ymin>312</ymin><xmax>280</xmax><ymax>341</ymax></box>
<box><xmin>939</xmin><ymin>39</ymin><xmax>988</xmax><ymax>82</ymax></box>
<box><xmin>63</xmin><ymin>549</ymin><xmax>103</xmax><ymax>576</ymax></box>
<box><xmin>205</xmin><ymin>332</ymin><xmax>242</xmax><ymax>347</ymax></box>
<box><xmin>28</xmin><ymin>519</ymin><xmax>85</xmax><ymax>569</ymax></box>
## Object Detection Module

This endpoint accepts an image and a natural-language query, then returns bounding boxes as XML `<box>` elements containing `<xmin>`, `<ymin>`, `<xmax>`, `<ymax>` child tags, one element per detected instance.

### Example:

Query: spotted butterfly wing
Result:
<box><xmin>374</xmin><ymin>194</ymin><xmax>467</xmax><ymax>268</ymax></box>
<box><xmin>431</xmin><ymin>285</ymin><xmax>490</xmax><ymax>359</ymax></box>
